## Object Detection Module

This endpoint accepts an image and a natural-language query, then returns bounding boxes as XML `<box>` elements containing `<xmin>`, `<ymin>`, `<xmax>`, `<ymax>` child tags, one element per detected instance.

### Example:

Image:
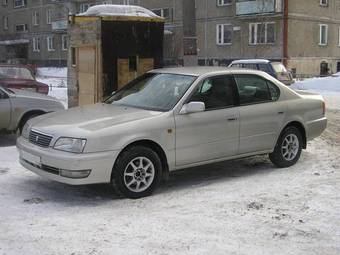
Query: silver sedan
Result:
<box><xmin>16</xmin><ymin>67</ymin><xmax>327</xmax><ymax>198</ymax></box>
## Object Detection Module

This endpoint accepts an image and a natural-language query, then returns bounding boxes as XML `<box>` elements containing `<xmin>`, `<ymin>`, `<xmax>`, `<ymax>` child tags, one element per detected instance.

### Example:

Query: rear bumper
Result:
<box><xmin>17</xmin><ymin>136</ymin><xmax>119</xmax><ymax>185</ymax></box>
<box><xmin>306</xmin><ymin>117</ymin><xmax>327</xmax><ymax>141</ymax></box>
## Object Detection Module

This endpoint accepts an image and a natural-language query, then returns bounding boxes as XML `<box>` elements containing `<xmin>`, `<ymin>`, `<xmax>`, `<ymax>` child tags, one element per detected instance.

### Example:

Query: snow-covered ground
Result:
<box><xmin>291</xmin><ymin>74</ymin><xmax>340</xmax><ymax>110</ymax></box>
<box><xmin>36</xmin><ymin>67</ymin><xmax>68</xmax><ymax>108</ymax></box>
<box><xmin>0</xmin><ymin>71</ymin><xmax>339</xmax><ymax>254</ymax></box>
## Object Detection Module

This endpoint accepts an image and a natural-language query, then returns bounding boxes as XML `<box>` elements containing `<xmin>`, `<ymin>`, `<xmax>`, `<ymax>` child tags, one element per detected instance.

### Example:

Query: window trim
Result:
<box><xmin>320</xmin><ymin>0</ymin><xmax>328</xmax><ymax>7</ymax></box>
<box><xmin>15</xmin><ymin>23</ymin><xmax>28</xmax><ymax>32</ymax></box>
<box><xmin>217</xmin><ymin>0</ymin><xmax>232</xmax><ymax>7</ymax></box>
<box><xmin>3</xmin><ymin>16</ymin><xmax>8</xmax><ymax>30</ymax></box>
<box><xmin>61</xmin><ymin>34</ymin><xmax>67</xmax><ymax>51</ymax></box>
<box><xmin>14</xmin><ymin>0</ymin><xmax>25</xmax><ymax>8</ymax></box>
<box><xmin>32</xmin><ymin>37</ymin><xmax>40</xmax><ymax>52</ymax></box>
<box><xmin>46</xmin><ymin>9</ymin><xmax>52</xmax><ymax>24</ymax></box>
<box><xmin>249</xmin><ymin>22</ymin><xmax>276</xmax><ymax>45</ymax></box>
<box><xmin>216</xmin><ymin>23</ymin><xmax>232</xmax><ymax>46</ymax></box>
<box><xmin>47</xmin><ymin>36</ymin><xmax>55</xmax><ymax>51</ymax></box>
<box><xmin>338</xmin><ymin>26</ymin><xmax>340</xmax><ymax>47</ymax></box>
<box><xmin>319</xmin><ymin>24</ymin><xmax>328</xmax><ymax>46</ymax></box>
<box><xmin>32</xmin><ymin>11</ymin><xmax>39</xmax><ymax>26</ymax></box>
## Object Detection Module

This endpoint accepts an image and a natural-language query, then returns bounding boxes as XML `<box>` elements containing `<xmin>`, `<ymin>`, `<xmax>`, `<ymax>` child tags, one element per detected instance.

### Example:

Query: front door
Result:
<box><xmin>234</xmin><ymin>74</ymin><xmax>286</xmax><ymax>154</ymax></box>
<box><xmin>175</xmin><ymin>75</ymin><xmax>240</xmax><ymax>166</ymax></box>
<box><xmin>0</xmin><ymin>89</ymin><xmax>11</xmax><ymax>130</ymax></box>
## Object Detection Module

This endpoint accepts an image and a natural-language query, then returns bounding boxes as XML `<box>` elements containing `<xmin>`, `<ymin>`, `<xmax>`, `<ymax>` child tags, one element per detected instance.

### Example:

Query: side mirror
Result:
<box><xmin>180</xmin><ymin>101</ymin><xmax>205</xmax><ymax>114</ymax></box>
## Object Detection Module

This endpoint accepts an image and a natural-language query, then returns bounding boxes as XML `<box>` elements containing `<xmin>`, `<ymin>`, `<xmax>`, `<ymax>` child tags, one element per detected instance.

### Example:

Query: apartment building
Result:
<box><xmin>1</xmin><ymin>0</ymin><xmax>339</xmax><ymax>76</ymax></box>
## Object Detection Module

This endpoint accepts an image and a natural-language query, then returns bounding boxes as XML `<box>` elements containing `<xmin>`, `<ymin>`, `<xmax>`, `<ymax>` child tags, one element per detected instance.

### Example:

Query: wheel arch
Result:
<box><xmin>114</xmin><ymin>139</ymin><xmax>169</xmax><ymax>181</ymax></box>
<box><xmin>281</xmin><ymin>121</ymin><xmax>307</xmax><ymax>149</ymax></box>
<box><xmin>17</xmin><ymin>109</ymin><xmax>46</xmax><ymax>130</ymax></box>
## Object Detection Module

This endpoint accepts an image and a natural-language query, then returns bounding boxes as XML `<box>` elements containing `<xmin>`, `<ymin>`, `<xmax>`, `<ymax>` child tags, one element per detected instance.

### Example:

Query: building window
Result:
<box><xmin>79</xmin><ymin>3</ymin><xmax>91</xmax><ymax>13</ymax></box>
<box><xmin>14</xmin><ymin>0</ymin><xmax>26</xmax><ymax>8</ymax></box>
<box><xmin>47</xmin><ymin>36</ymin><xmax>54</xmax><ymax>51</ymax></box>
<box><xmin>319</xmin><ymin>24</ymin><xmax>328</xmax><ymax>46</ymax></box>
<box><xmin>32</xmin><ymin>11</ymin><xmax>39</xmax><ymax>26</ymax></box>
<box><xmin>32</xmin><ymin>37</ymin><xmax>40</xmax><ymax>52</ymax></box>
<box><xmin>102</xmin><ymin>0</ymin><xmax>112</xmax><ymax>4</ymax></box>
<box><xmin>15</xmin><ymin>24</ymin><xmax>28</xmax><ymax>32</ymax></box>
<box><xmin>152</xmin><ymin>8</ymin><xmax>172</xmax><ymax>19</ymax></box>
<box><xmin>338</xmin><ymin>27</ymin><xmax>340</xmax><ymax>46</ymax></box>
<box><xmin>62</xmin><ymin>35</ymin><xmax>67</xmax><ymax>51</ymax></box>
<box><xmin>123</xmin><ymin>0</ymin><xmax>138</xmax><ymax>5</ymax></box>
<box><xmin>3</xmin><ymin>16</ymin><xmax>8</xmax><ymax>30</ymax></box>
<box><xmin>71</xmin><ymin>47</ymin><xmax>77</xmax><ymax>66</ymax></box>
<box><xmin>3</xmin><ymin>0</ymin><xmax>8</xmax><ymax>6</ymax></box>
<box><xmin>217</xmin><ymin>0</ymin><xmax>232</xmax><ymax>6</ymax></box>
<box><xmin>249</xmin><ymin>22</ymin><xmax>276</xmax><ymax>45</ymax></box>
<box><xmin>216</xmin><ymin>24</ymin><xmax>232</xmax><ymax>45</ymax></box>
<box><xmin>46</xmin><ymin>9</ymin><xmax>52</xmax><ymax>24</ymax></box>
<box><xmin>320</xmin><ymin>0</ymin><xmax>328</xmax><ymax>6</ymax></box>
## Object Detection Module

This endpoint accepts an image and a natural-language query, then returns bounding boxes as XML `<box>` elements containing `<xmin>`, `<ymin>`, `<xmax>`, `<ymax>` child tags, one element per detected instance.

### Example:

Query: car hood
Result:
<box><xmin>30</xmin><ymin>103</ymin><xmax>163</xmax><ymax>135</ymax></box>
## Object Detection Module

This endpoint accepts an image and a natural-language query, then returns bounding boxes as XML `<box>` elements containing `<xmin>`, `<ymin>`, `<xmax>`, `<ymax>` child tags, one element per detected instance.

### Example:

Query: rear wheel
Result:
<box><xmin>111</xmin><ymin>146</ymin><xmax>162</xmax><ymax>199</ymax></box>
<box><xmin>269</xmin><ymin>126</ymin><xmax>303</xmax><ymax>168</ymax></box>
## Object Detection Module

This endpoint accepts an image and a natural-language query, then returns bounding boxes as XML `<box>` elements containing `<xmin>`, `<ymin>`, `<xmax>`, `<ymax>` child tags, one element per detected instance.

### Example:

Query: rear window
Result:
<box><xmin>272</xmin><ymin>62</ymin><xmax>287</xmax><ymax>73</ymax></box>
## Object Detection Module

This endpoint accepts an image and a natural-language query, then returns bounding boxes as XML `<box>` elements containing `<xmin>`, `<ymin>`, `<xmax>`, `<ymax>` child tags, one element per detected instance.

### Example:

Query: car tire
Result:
<box><xmin>269</xmin><ymin>126</ymin><xmax>303</xmax><ymax>168</ymax></box>
<box><xmin>111</xmin><ymin>146</ymin><xmax>162</xmax><ymax>199</ymax></box>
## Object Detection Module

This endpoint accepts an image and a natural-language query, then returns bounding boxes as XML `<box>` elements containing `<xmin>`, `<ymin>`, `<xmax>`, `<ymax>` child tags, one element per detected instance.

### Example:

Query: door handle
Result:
<box><xmin>278</xmin><ymin>111</ymin><xmax>284</xmax><ymax>115</ymax></box>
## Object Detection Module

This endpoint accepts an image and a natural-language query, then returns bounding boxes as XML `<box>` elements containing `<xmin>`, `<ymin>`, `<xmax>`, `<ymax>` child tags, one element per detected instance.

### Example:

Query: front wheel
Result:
<box><xmin>111</xmin><ymin>146</ymin><xmax>162</xmax><ymax>199</ymax></box>
<box><xmin>269</xmin><ymin>126</ymin><xmax>303</xmax><ymax>168</ymax></box>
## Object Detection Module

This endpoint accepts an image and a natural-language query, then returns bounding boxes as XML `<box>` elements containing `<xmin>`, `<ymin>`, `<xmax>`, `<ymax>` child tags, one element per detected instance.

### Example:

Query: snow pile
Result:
<box><xmin>291</xmin><ymin>73</ymin><xmax>340</xmax><ymax>92</ymax></box>
<box><xmin>35</xmin><ymin>67</ymin><xmax>68</xmax><ymax>108</ymax></box>
<box><xmin>78</xmin><ymin>4</ymin><xmax>161</xmax><ymax>18</ymax></box>
<box><xmin>37</xmin><ymin>67</ymin><xmax>67</xmax><ymax>78</ymax></box>
<box><xmin>291</xmin><ymin>73</ymin><xmax>340</xmax><ymax>110</ymax></box>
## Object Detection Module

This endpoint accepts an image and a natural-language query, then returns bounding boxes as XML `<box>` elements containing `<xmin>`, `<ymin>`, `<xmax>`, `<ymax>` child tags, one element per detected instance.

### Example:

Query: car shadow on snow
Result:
<box><xmin>20</xmin><ymin>154</ymin><xmax>274</xmax><ymax>204</ymax></box>
<box><xmin>0</xmin><ymin>134</ymin><xmax>17</xmax><ymax>147</ymax></box>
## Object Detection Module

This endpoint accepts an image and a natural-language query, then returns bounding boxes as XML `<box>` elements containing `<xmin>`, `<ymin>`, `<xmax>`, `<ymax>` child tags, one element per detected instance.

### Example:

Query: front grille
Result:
<box><xmin>29</xmin><ymin>130</ymin><xmax>53</xmax><ymax>148</ymax></box>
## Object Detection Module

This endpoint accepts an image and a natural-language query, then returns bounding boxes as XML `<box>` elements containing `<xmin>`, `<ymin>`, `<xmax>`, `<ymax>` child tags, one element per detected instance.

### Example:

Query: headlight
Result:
<box><xmin>21</xmin><ymin>123</ymin><xmax>30</xmax><ymax>139</ymax></box>
<box><xmin>53</xmin><ymin>137</ymin><xmax>87</xmax><ymax>153</ymax></box>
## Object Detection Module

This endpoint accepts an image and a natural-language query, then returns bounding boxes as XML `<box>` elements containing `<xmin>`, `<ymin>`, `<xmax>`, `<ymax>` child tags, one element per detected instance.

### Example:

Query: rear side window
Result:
<box><xmin>243</xmin><ymin>63</ymin><xmax>258</xmax><ymax>70</ymax></box>
<box><xmin>258</xmin><ymin>64</ymin><xmax>271</xmax><ymax>73</ymax></box>
<box><xmin>234</xmin><ymin>74</ymin><xmax>280</xmax><ymax>105</ymax></box>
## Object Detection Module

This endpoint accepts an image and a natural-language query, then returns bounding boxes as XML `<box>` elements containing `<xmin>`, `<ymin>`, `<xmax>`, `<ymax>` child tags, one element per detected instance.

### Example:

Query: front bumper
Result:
<box><xmin>17</xmin><ymin>136</ymin><xmax>119</xmax><ymax>185</ymax></box>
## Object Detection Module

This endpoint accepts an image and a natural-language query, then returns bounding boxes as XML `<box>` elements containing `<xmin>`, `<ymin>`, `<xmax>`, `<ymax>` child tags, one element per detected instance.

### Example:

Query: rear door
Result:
<box><xmin>234</xmin><ymin>74</ymin><xmax>286</xmax><ymax>154</ymax></box>
<box><xmin>0</xmin><ymin>89</ymin><xmax>11</xmax><ymax>130</ymax></box>
<box><xmin>175</xmin><ymin>75</ymin><xmax>240</xmax><ymax>166</ymax></box>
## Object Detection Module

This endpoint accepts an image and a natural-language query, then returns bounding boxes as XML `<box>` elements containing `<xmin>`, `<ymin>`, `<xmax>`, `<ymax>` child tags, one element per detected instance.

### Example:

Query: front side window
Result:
<box><xmin>189</xmin><ymin>75</ymin><xmax>236</xmax><ymax>110</ymax></box>
<box><xmin>217</xmin><ymin>24</ymin><xmax>232</xmax><ymax>45</ymax></box>
<box><xmin>105</xmin><ymin>73</ymin><xmax>197</xmax><ymax>112</ymax></box>
<box><xmin>234</xmin><ymin>74</ymin><xmax>279</xmax><ymax>105</ymax></box>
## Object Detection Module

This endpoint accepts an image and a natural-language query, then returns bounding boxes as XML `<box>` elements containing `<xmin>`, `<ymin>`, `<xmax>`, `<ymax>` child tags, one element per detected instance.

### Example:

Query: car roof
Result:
<box><xmin>0</xmin><ymin>63</ymin><xmax>30</xmax><ymax>68</ymax></box>
<box><xmin>230</xmin><ymin>59</ymin><xmax>270</xmax><ymax>64</ymax></box>
<box><xmin>149</xmin><ymin>66</ymin><xmax>271</xmax><ymax>77</ymax></box>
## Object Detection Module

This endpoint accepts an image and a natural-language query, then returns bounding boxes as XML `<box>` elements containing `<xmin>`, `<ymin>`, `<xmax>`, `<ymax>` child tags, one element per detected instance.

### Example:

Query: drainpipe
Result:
<box><xmin>283</xmin><ymin>0</ymin><xmax>289</xmax><ymax>67</ymax></box>
<box><xmin>204</xmin><ymin>0</ymin><xmax>208</xmax><ymax>66</ymax></box>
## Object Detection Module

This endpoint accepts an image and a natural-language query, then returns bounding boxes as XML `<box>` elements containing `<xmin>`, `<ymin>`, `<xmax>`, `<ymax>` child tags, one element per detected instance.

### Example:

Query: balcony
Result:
<box><xmin>236</xmin><ymin>0</ymin><xmax>283</xmax><ymax>16</ymax></box>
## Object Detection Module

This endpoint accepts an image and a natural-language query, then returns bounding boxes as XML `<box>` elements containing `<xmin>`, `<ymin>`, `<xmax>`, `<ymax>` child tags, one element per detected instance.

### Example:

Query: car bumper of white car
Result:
<box><xmin>306</xmin><ymin>117</ymin><xmax>327</xmax><ymax>141</ymax></box>
<box><xmin>17</xmin><ymin>136</ymin><xmax>119</xmax><ymax>185</ymax></box>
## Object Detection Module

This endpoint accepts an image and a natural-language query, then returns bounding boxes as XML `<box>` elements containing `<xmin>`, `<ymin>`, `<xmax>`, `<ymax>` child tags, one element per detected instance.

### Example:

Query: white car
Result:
<box><xmin>17</xmin><ymin>67</ymin><xmax>327</xmax><ymax>198</ymax></box>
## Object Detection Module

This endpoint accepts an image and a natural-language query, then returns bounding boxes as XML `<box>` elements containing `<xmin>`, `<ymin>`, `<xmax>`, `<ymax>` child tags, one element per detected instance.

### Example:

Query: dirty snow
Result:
<box><xmin>78</xmin><ymin>4</ymin><xmax>161</xmax><ymax>18</ymax></box>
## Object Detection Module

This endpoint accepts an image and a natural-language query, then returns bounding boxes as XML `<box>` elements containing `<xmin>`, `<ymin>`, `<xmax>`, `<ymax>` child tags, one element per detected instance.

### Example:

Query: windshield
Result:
<box><xmin>105</xmin><ymin>73</ymin><xmax>197</xmax><ymax>112</ymax></box>
<box><xmin>0</xmin><ymin>66</ymin><xmax>34</xmax><ymax>80</ymax></box>
<box><xmin>272</xmin><ymin>62</ymin><xmax>288</xmax><ymax>73</ymax></box>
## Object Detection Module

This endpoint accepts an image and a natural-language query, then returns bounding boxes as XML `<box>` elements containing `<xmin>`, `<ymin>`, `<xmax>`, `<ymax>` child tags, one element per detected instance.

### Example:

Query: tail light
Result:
<box><xmin>322</xmin><ymin>101</ymin><xmax>326</xmax><ymax>115</ymax></box>
<box><xmin>37</xmin><ymin>85</ymin><xmax>49</xmax><ymax>95</ymax></box>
